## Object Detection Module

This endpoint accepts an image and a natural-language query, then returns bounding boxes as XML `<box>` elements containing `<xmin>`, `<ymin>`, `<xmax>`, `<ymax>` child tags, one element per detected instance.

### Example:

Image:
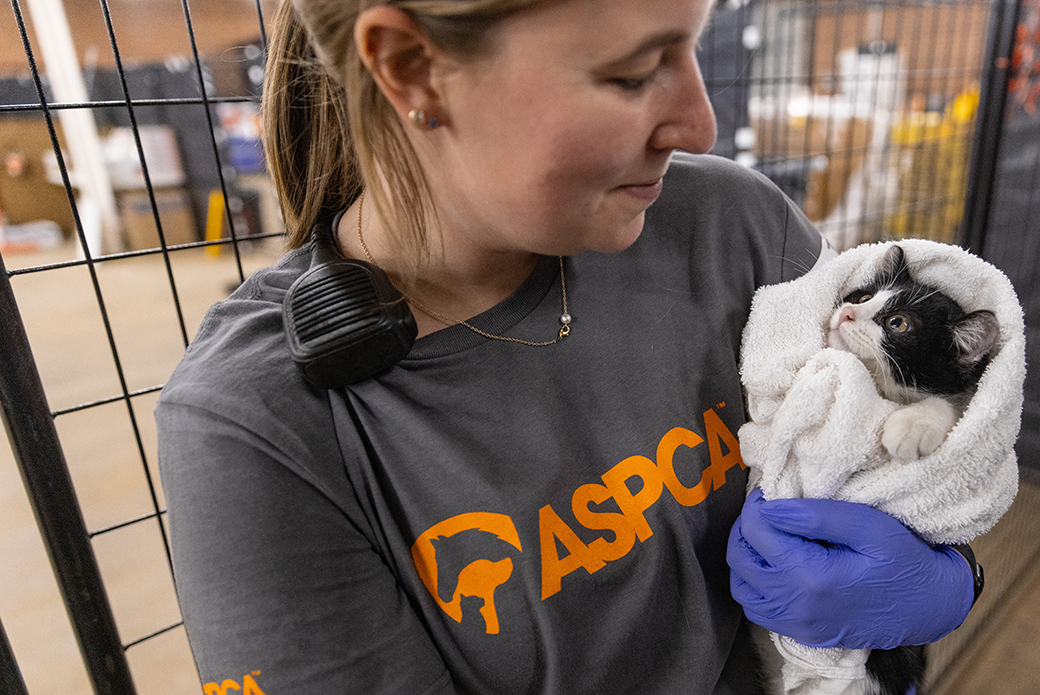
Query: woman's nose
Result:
<box><xmin>649</xmin><ymin>53</ymin><xmax>717</xmax><ymax>155</ymax></box>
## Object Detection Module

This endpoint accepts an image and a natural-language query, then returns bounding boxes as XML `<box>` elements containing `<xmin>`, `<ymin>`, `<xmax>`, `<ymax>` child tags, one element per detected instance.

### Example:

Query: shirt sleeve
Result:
<box><xmin>661</xmin><ymin>153</ymin><xmax>829</xmax><ymax>290</ymax></box>
<box><xmin>783</xmin><ymin>192</ymin><xmax>837</xmax><ymax>275</ymax></box>
<box><xmin>764</xmin><ymin>177</ymin><xmax>831</xmax><ymax>286</ymax></box>
<box><xmin>157</xmin><ymin>388</ymin><xmax>456</xmax><ymax>695</ymax></box>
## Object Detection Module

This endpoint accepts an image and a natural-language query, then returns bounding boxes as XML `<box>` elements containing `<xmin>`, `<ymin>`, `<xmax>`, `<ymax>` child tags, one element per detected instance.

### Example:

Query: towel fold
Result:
<box><xmin>773</xmin><ymin>634</ymin><xmax>868</xmax><ymax>695</ymax></box>
<box><xmin>738</xmin><ymin>239</ymin><xmax>1025</xmax><ymax>694</ymax></box>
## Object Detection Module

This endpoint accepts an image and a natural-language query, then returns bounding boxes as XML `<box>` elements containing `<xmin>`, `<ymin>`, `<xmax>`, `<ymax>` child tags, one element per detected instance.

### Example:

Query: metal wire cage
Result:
<box><xmin>2</xmin><ymin>0</ymin><xmax>279</xmax><ymax>692</ymax></box>
<box><xmin>700</xmin><ymin>0</ymin><xmax>996</xmax><ymax>253</ymax></box>
<box><xmin>0</xmin><ymin>0</ymin><xmax>1037</xmax><ymax>694</ymax></box>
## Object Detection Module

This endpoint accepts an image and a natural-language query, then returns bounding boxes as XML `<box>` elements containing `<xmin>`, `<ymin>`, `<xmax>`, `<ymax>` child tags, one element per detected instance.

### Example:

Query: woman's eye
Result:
<box><xmin>887</xmin><ymin>315</ymin><xmax>910</xmax><ymax>333</ymax></box>
<box><xmin>610</xmin><ymin>73</ymin><xmax>655</xmax><ymax>92</ymax></box>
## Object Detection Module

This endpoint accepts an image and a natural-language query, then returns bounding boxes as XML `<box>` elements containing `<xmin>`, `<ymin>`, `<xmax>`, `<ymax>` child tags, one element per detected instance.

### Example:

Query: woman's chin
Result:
<box><xmin>587</xmin><ymin>214</ymin><xmax>647</xmax><ymax>254</ymax></box>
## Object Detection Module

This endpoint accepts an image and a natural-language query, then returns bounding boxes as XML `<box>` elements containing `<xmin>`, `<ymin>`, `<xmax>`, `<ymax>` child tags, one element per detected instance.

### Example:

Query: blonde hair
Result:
<box><xmin>262</xmin><ymin>0</ymin><xmax>542</xmax><ymax>277</ymax></box>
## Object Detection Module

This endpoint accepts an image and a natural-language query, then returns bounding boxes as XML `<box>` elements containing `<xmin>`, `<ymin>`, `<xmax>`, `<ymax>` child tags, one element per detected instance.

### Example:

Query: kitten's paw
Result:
<box><xmin>882</xmin><ymin>399</ymin><xmax>959</xmax><ymax>461</ymax></box>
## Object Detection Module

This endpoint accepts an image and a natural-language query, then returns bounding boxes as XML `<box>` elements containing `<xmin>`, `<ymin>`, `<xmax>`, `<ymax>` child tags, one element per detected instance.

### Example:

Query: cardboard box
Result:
<box><xmin>0</xmin><ymin>116</ymin><xmax>75</xmax><ymax>236</ymax></box>
<box><xmin>118</xmin><ymin>187</ymin><xmax>197</xmax><ymax>251</ymax></box>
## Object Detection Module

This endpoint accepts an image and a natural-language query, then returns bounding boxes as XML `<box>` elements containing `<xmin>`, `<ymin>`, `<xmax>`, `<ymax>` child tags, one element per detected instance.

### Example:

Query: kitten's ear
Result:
<box><xmin>952</xmin><ymin>310</ymin><xmax>1000</xmax><ymax>370</ymax></box>
<box><xmin>879</xmin><ymin>245</ymin><xmax>911</xmax><ymax>285</ymax></box>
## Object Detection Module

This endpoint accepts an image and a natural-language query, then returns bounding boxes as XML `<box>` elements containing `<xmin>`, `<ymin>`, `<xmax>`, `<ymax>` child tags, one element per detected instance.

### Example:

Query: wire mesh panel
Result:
<box><xmin>1</xmin><ymin>0</ymin><xmax>280</xmax><ymax>693</ymax></box>
<box><xmin>975</xmin><ymin>0</ymin><xmax>1040</xmax><ymax>472</ymax></box>
<box><xmin>0</xmin><ymin>0</ymin><xmax>1033</xmax><ymax>694</ymax></box>
<box><xmin>701</xmin><ymin>0</ymin><xmax>992</xmax><ymax>252</ymax></box>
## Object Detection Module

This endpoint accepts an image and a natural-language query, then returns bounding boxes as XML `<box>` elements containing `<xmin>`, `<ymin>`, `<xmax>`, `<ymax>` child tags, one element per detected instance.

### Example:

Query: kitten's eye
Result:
<box><xmin>856</xmin><ymin>293</ymin><xmax>873</xmax><ymax>304</ymax></box>
<box><xmin>887</xmin><ymin>315</ymin><xmax>910</xmax><ymax>333</ymax></box>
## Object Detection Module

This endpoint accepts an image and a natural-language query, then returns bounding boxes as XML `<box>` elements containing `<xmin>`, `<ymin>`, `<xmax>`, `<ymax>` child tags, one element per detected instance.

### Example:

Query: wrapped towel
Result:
<box><xmin>738</xmin><ymin>239</ymin><xmax>1025</xmax><ymax>693</ymax></box>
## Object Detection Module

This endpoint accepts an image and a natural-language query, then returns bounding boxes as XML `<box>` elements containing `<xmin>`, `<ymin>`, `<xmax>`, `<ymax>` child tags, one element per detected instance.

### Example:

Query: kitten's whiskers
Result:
<box><xmin>908</xmin><ymin>287</ymin><xmax>939</xmax><ymax>306</ymax></box>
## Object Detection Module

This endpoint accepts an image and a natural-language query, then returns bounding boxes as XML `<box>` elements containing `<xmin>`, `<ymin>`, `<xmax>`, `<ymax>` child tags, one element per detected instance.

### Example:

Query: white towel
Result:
<box><xmin>738</xmin><ymin>239</ymin><xmax>1025</xmax><ymax>694</ymax></box>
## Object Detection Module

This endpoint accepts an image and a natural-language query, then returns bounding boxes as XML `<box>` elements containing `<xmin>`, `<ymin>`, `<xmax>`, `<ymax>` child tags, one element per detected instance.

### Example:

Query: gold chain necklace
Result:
<box><xmin>355</xmin><ymin>190</ymin><xmax>571</xmax><ymax>346</ymax></box>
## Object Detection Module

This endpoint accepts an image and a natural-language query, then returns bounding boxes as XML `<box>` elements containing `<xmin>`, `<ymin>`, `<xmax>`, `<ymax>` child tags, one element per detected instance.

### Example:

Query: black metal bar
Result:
<box><xmin>0</xmin><ymin>95</ymin><xmax>254</xmax><ymax>113</ymax></box>
<box><xmin>0</xmin><ymin>616</ymin><xmax>29</xmax><ymax>695</ymax></box>
<box><xmin>179</xmin><ymin>0</ymin><xmax>246</xmax><ymax>282</ymax></box>
<box><xmin>52</xmin><ymin>385</ymin><xmax>166</xmax><ymax>418</ymax></box>
<box><xmin>947</xmin><ymin>2</ymin><xmax>991</xmax><ymax>239</ymax></box>
<box><xmin>0</xmin><ymin>249</ymin><xmax>136</xmax><ymax>694</ymax></box>
<box><xmin>253</xmin><ymin>0</ymin><xmax>269</xmax><ymax>51</ymax></box>
<box><xmin>98</xmin><ymin>0</ymin><xmax>190</xmax><ymax>348</ymax></box>
<box><xmin>5</xmin><ymin>231</ymin><xmax>285</xmax><ymax>277</ymax></box>
<box><xmin>123</xmin><ymin>622</ymin><xmax>183</xmax><ymax>651</ymax></box>
<box><xmin>89</xmin><ymin>509</ymin><xmax>167</xmax><ymax>540</ymax></box>
<box><xmin>7</xmin><ymin>1</ymin><xmax>140</xmax><ymax>691</ymax></box>
<box><xmin>961</xmin><ymin>0</ymin><xmax>1022</xmax><ymax>253</ymax></box>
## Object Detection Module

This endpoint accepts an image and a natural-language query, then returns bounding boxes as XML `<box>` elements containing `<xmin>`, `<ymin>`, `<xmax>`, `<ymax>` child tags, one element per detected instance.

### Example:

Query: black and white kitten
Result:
<box><xmin>827</xmin><ymin>244</ymin><xmax>1000</xmax><ymax>463</ymax></box>
<box><xmin>774</xmin><ymin>244</ymin><xmax>997</xmax><ymax>695</ymax></box>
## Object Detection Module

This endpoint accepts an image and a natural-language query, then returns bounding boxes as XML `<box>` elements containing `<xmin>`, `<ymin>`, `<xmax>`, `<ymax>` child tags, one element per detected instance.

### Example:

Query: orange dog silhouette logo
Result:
<box><xmin>411</xmin><ymin>512</ymin><xmax>522</xmax><ymax>635</ymax></box>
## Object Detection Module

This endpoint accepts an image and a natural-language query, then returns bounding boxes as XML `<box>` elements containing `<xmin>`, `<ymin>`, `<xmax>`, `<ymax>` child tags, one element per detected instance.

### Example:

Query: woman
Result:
<box><xmin>157</xmin><ymin>0</ymin><xmax>977</xmax><ymax>692</ymax></box>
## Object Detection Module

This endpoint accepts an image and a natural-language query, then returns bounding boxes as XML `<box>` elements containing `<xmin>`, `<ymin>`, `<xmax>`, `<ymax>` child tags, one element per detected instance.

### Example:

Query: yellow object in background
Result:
<box><xmin>885</xmin><ymin>88</ymin><xmax>980</xmax><ymax>244</ymax></box>
<box><xmin>205</xmin><ymin>189</ymin><xmax>225</xmax><ymax>257</ymax></box>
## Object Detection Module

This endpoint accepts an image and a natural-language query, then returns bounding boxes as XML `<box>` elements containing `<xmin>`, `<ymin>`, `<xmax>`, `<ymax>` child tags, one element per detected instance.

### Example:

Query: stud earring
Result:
<box><xmin>408</xmin><ymin>108</ymin><xmax>439</xmax><ymax>130</ymax></box>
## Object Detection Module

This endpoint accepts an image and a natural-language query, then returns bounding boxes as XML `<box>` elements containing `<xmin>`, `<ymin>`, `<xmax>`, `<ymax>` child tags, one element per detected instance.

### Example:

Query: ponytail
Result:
<box><xmin>262</xmin><ymin>0</ymin><xmax>359</xmax><ymax>248</ymax></box>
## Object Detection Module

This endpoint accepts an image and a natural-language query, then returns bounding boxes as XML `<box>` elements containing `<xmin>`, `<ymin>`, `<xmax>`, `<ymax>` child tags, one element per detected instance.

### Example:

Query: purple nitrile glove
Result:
<box><xmin>727</xmin><ymin>488</ymin><xmax>974</xmax><ymax>650</ymax></box>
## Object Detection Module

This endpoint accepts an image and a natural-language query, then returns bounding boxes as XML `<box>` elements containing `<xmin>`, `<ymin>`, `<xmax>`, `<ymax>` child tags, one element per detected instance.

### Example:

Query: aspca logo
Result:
<box><xmin>203</xmin><ymin>671</ymin><xmax>266</xmax><ymax>694</ymax></box>
<box><xmin>412</xmin><ymin>407</ymin><xmax>744</xmax><ymax>633</ymax></box>
<box><xmin>411</xmin><ymin>512</ymin><xmax>523</xmax><ymax>635</ymax></box>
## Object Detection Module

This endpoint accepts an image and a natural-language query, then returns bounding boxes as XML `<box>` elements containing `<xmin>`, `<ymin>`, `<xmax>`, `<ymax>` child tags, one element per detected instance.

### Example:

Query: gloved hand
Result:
<box><xmin>727</xmin><ymin>488</ymin><xmax>974</xmax><ymax>650</ymax></box>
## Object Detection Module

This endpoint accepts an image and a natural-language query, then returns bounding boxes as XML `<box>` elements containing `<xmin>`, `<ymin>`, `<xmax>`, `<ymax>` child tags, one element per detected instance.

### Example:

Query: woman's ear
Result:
<box><xmin>355</xmin><ymin>7</ymin><xmax>440</xmax><ymax>126</ymax></box>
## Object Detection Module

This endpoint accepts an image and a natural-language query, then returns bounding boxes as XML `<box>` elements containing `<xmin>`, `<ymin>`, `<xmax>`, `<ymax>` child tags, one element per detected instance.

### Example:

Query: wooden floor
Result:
<box><xmin>925</xmin><ymin>469</ymin><xmax>1040</xmax><ymax>695</ymax></box>
<box><xmin>0</xmin><ymin>240</ymin><xmax>283</xmax><ymax>694</ymax></box>
<box><xmin>1</xmin><ymin>240</ymin><xmax>1038</xmax><ymax>694</ymax></box>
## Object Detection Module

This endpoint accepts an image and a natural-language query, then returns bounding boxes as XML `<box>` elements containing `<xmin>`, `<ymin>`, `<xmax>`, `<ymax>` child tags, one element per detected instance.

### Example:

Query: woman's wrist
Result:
<box><xmin>946</xmin><ymin>543</ymin><xmax>984</xmax><ymax>610</ymax></box>
<box><xmin>937</xmin><ymin>543</ymin><xmax>982</xmax><ymax>634</ymax></box>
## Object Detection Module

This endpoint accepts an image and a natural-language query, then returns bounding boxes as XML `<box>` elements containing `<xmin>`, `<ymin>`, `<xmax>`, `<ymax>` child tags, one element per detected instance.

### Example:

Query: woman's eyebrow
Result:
<box><xmin>600</xmin><ymin>29</ymin><xmax>690</xmax><ymax>69</ymax></box>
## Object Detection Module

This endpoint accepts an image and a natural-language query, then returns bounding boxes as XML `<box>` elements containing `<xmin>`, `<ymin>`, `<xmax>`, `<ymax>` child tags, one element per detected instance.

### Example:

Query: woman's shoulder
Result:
<box><xmin>155</xmin><ymin>244</ymin><xmax>351</xmax><ymax>497</ymax></box>
<box><xmin>158</xmin><ymin>245</ymin><xmax>320</xmax><ymax>415</ymax></box>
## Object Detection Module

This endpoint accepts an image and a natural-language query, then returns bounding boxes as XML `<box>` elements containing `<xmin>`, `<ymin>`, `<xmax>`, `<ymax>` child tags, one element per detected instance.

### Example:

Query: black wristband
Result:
<box><xmin>950</xmin><ymin>543</ymin><xmax>984</xmax><ymax>608</ymax></box>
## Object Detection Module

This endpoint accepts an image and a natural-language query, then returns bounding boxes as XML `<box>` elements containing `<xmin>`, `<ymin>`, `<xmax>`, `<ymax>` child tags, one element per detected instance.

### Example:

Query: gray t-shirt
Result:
<box><xmin>157</xmin><ymin>154</ymin><xmax>825</xmax><ymax>695</ymax></box>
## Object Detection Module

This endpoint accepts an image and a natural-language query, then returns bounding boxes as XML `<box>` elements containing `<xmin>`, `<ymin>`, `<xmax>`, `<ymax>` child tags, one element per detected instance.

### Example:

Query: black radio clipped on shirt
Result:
<box><xmin>283</xmin><ymin>218</ymin><xmax>417</xmax><ymax>388</ymax></box>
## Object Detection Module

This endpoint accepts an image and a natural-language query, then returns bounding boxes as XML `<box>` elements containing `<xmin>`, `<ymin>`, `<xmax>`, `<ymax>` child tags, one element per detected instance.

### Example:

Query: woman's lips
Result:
<box><xmin>618</xmin><ymin>178</ymin><xmax>664</xmax><ymax>202</ymax></box>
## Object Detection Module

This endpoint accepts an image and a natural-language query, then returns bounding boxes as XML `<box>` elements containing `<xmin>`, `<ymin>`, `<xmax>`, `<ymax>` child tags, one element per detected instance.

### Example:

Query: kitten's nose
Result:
<box><xmin>838</xmin><ymin>306</ymin><xmax>857</xmax><ymax>325</ymax></box>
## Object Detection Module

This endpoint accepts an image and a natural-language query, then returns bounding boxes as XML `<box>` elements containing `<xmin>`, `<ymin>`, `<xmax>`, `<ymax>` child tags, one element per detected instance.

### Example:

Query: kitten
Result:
<box><xmin>827</xmin><ymin>244</ymin><xmax>1000</xmax><ymax>462</ymax></box>
<box><xmin>764</xmin><ymin>243</ymin><xmax>998</xmax><ymax>695</ymax></box>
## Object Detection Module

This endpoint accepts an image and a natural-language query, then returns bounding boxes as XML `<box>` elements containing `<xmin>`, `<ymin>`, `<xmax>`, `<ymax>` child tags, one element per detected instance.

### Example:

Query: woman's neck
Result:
<box><xmin>336</xmin><ymin>195</ymin><xmax>540</xmax><ymax>339</ymax></box>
